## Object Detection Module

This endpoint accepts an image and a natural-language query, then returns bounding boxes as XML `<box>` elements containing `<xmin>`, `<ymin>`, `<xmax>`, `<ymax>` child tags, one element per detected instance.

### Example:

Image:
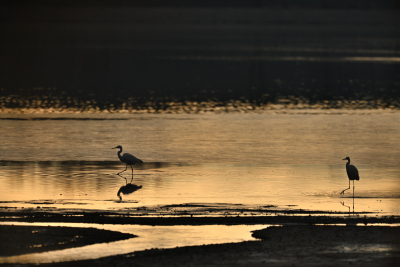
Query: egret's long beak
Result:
<box><xmin>112</xmin><ymin>147</ymin><xmax>118</xmax><ymax>149</ymax></box>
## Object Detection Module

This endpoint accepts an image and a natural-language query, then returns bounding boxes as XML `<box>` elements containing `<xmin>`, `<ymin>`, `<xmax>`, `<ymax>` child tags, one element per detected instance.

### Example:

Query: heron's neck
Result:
<box><xmin>346</xmin><ymin>159</ymin><xmax>350</xmax><ymax>166</ymax></box>
<box><xmin>117</xmin><ymin>148</ymin><xmax>123</xmax><ymax>160</ymax></box>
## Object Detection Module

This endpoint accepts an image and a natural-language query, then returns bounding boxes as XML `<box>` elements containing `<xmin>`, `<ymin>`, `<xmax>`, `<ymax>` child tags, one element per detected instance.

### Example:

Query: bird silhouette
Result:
<box><xmin>112</xmin><ymin>145</ymin><xmax>143</xmax><ymax>180</ymax></box>
<box><xmin>340</xmin><ymin>157</ymin><xmax>359</xmax><ymax>196</ymax></box>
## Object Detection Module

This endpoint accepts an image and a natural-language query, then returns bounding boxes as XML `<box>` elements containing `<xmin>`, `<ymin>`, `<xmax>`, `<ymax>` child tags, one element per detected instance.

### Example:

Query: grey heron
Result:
<box><xmin>112</xmin><ymin>145</ymin><xmax>143</xmax><ymax>179</ymax></box>
<box><xmin>340</xmin><ymin>157</ymin><xmax>359</xmax><ymax>196</ymax></box>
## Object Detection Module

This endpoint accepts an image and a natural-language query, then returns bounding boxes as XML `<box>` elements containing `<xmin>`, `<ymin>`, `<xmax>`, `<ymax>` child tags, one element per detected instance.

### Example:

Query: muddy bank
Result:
<box><xmin>0</xmin><ymin>225</ymin><xmax>135</xmax><ymax>257</ymax></box>
<box><xmin>29</xmin><ymin>225</ymin><xmax>400</xmax><ymax>267</ymax></box>
<box><xmin>2</xmin><ymin>203</ymin><xmax>399</xmax><ymax>225</ymax></box>
<box><xmin>1</xmin><ymin>212</ymin><xmax>399</xmax><ymax>226</ymax></box>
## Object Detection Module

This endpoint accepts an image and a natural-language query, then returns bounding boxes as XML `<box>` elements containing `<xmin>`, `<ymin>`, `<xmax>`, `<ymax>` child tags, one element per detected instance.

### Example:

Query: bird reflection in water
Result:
<box><xmin>340</xmin><ymin>198</ymin><xmax>355</xmax><ymax>214</ymax></box>
<box><xmin>117</xmin><ymin>173</ymin><xmax>142</xmax><ymax>202</ymax></box>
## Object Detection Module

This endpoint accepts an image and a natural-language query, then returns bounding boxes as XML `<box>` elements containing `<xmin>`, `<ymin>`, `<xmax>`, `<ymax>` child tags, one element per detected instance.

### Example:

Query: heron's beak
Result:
<box><xmin>342</xmin><ymin>158</ymin><xmax>347</xmax><ymax>160</ymax></box>
<box><xmin>112</xmin><ymin>147</ymin><xmax>118</xmax><ymax>149</ymax></box>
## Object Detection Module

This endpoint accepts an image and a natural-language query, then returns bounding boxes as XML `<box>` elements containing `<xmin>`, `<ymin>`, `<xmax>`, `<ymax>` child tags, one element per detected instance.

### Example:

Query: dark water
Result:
<box><xmin>1</xmin><ymin>2</ymin><xmax>399</xmax><ymax>110</ymax></box>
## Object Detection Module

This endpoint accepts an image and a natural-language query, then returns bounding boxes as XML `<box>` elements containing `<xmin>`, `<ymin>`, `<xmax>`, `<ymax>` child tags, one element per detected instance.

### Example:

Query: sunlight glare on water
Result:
<box><xmin>0</xmin><ymin>111</ymin><xmax>399</xmax><ymax>165</ymax></box>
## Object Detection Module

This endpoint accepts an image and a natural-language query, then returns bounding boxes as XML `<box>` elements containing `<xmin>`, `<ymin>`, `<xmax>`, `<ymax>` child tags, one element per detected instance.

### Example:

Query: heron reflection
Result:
<box><xmin>117</xmin><ymin>173</ymin><xmax>142</xmax><ymax>202</ymax></box>
<box><xmin>341</xmin><ymin>198</ymin><xmax>355</xmax><ymax>214</ymax></box>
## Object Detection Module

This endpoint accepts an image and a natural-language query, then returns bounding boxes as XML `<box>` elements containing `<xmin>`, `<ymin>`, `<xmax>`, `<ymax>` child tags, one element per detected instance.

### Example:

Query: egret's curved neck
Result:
<box><xmin>117</xmin><ymin>147</ymin><xmax>123</xmax><ymax>161</ymax></box>
<box><xmin>346</xmin><ymin>159</ymin><xmax>350</xmax><ymax>166</ymax></box>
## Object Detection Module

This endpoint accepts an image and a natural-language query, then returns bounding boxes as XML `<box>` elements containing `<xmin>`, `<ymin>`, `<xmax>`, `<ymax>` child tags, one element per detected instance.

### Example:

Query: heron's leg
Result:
<box><xmin>352</xmin><ymin>180</ymin><xmax>355</xmax><ymax>212</ymax></box>
<box><xmin>117</xmin><ymin>164</ymin><xmax>128</xmax><ymax>176</ymax></box>
<box><xmin>340</xmin><ymin>179</ymin><xmax>351</xmax><ymax>195</ymax></box>
<box><xmin>116</xmin><ymin>173</ymin><xmax>128</xmax><ymax>183</ymax></box>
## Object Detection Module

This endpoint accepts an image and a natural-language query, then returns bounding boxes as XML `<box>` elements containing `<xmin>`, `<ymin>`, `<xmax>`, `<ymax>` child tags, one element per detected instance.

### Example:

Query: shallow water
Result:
<box><xmin>0</xmin><ymin>161</ymin><xmax>399</xmax><ymax>214</ymax></box>
<box><xmin>0</xmin><ymin>111</ymin><xmax>399</xmax><ymax>214</ymax></box>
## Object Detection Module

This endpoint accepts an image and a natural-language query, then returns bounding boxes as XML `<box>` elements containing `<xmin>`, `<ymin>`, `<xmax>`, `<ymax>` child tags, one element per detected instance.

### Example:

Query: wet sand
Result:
<box><xmin>1</xmin><ymin>207</ymin><xmax>400</xmax><ymax>266</ymax></box>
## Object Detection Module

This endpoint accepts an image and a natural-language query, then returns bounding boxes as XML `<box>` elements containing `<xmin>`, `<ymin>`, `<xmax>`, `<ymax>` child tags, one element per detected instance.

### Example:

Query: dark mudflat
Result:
<box><xmin>30</xmin><ymin>225</ymin><xmax>400</xmax><ymax>267</ymax></box>
<box><xmin>0</xmin><ymin>225</ymin><xmax>135</xmax><ymax>257</ymax></box>
<box><xmin>1</xmin><ymin>206</ymin><xmax>400</xmax><ymax>266</ymax></box>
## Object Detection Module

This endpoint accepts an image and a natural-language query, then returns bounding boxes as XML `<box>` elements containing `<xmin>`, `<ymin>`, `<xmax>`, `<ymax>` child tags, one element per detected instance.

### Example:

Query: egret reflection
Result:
<box><xmin>341</xmin><ymin>198</ymin><xmax>355</xmax><ymax>214</ymax></box>
<box><xmin>116</xmin><ymin>173</ymin><xmax>142</xmax><ymax>202</ymax></box>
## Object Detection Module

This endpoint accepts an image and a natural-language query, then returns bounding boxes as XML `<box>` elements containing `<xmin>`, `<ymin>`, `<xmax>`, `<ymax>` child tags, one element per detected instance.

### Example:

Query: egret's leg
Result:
<box><xmin>340</xmin><ymin>179</ymin><xmax>351</xmax><ymax>195</ymax></box>
<box><xmin>352</xmin><ymin>180</ymin><xmax>355</xmax><ymax>212</ymax></box>
<box><xmin>116</xmin><ymin>173</ymin><xmax>127</xmax><ymax>183</ymax></box>
<box><xmin>117</xmin><ymin>164</ymin><xmax>128</xmax><ymax>176</ymax></box>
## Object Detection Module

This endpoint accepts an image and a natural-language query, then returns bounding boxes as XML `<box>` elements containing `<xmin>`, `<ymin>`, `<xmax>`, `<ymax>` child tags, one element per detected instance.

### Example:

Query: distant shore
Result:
<box><xmin>1</xmin><ymin>100</ymin><xmax>400</xmax><ymax>115</ymax></box>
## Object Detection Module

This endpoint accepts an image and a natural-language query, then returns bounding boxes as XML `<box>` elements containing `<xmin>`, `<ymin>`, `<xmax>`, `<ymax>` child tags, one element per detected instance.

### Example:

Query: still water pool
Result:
<box><xmin>0</xmin><ymin>222</ymin><xmax>270</xmax><ymax>264</ymax></box>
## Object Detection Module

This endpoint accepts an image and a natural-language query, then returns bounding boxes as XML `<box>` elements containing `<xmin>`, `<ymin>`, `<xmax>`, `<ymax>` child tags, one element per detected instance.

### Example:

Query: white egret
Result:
<box><xmin>340</xmin><ymin>157</ymin><xmax>359</xmax><ymax>196</ymax></box>
<box><xmin>112</xmin><ymin>145</ymin><xmax>143</xmax><ymax>179</ymax></box>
